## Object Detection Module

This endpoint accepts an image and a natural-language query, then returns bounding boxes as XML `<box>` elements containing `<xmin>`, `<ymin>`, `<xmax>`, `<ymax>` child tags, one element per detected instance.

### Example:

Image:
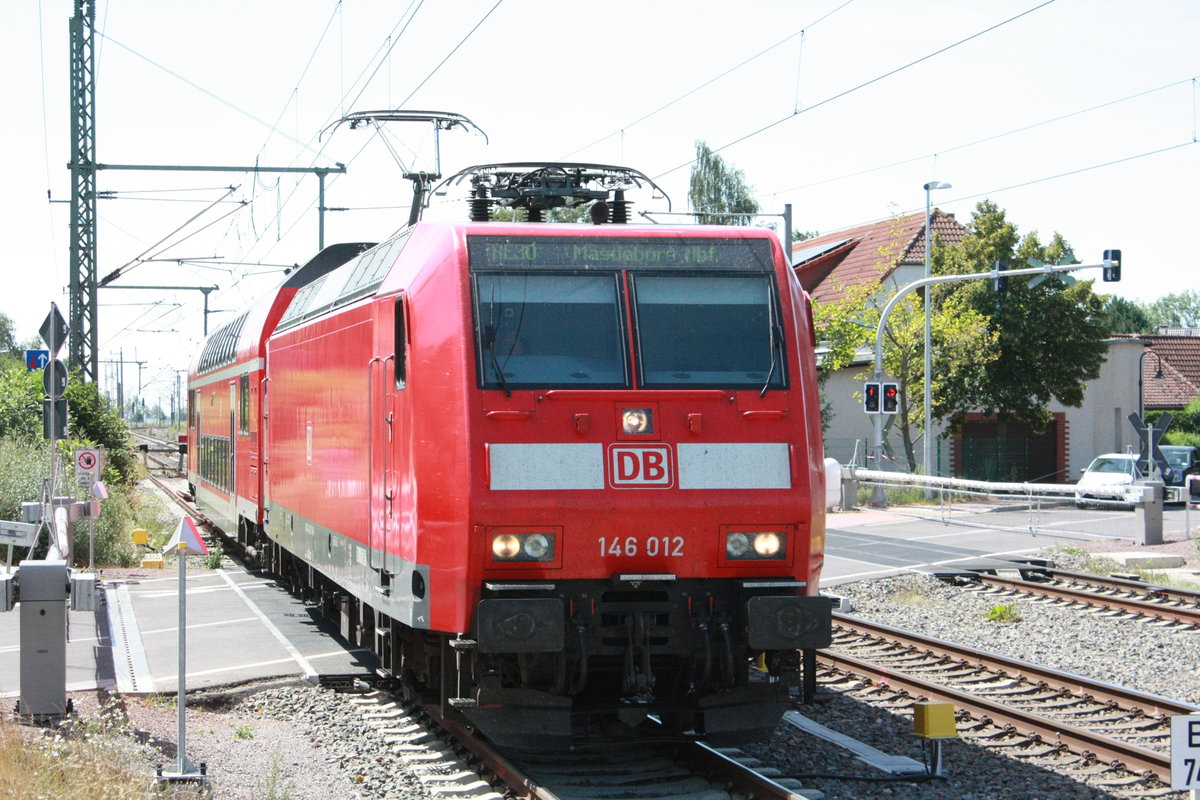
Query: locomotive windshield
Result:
<box><xmin>469</xmin><ymin>236</ymin><xmax>786</xmax><ymax>391</ymax></box>
<box><xmin>474</xmin><ymin>273</ymin><xmax>628</xmax><ymax>390</ymax></box>
<box><xmin>631</xmin><ymin>274</ymin><xmax>783</xmax><ymax>390</ymax></box>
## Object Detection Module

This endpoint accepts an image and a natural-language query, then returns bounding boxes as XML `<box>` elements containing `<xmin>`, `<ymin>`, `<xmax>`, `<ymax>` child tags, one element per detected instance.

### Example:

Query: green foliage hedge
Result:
<box><xmin>0</xmin><ymin>365</ymin><xmax>164</xmax><ymax>567</ymax></box>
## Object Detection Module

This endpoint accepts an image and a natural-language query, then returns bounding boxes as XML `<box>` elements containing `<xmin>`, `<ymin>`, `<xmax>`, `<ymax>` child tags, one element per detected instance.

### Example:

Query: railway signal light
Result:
<box><xmin>882</xmin><ymin>383</ymin><xmax>900</xmax><ymax>414</ymax></box>
<box><xmin>1102</xmin><ymin>249</ymin><xmax>1122</xmax><ymax>282</ymax></box>
<box><xmin>864</xmin><ymin>382</ymin><xmax>880</xmax><ymax>414</ymax></box>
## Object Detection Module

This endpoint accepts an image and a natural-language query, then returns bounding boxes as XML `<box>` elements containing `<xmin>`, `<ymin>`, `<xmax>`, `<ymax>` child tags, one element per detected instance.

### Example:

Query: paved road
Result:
<box><xmin>1</xmin><ymin>504</ymin><xmax>1192</xmax><ymax>700</ymax></box>
<box><xmin>821</xmin><ymin>504</ymin><xmax>1197</xmax><ymax>586</ymax></box>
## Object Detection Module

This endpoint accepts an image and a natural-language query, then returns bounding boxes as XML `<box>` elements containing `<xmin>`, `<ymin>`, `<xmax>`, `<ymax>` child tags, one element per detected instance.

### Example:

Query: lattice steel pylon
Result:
<box><xmin>69</xmin><ymin>0</ymin><xmax>98</xmax><ymax>382</ymax></box>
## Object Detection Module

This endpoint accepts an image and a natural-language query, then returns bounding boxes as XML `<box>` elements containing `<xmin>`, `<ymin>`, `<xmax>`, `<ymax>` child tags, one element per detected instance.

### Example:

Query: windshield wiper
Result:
<box><xmin>483</xmin><ymin>324</ymin><xmax>511</xmax><ymax>397</ymax></box>
<box><xmin>759</xmin><ymin>323</ymin><xmax>784</xmax><ymax>398</ymax></box>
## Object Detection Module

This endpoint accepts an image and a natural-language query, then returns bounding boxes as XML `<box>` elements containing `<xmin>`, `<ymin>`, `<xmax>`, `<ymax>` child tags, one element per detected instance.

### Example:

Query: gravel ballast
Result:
<box><xmin>36</xmin><ymin>548</ymin><xmax>1200</xmax><ymax>799</ymax></box>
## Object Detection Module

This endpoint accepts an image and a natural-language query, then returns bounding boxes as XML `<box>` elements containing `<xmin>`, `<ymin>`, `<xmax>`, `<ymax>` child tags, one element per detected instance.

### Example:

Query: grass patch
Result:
<box><xmin>888</xmin><ymin>581</ymin><xmax>934</xmax><ymax>606</ymax></box>
<box><xmin>856</xmin><ymin>484</ymin><xmax>937</xmax><ymax>507</ymax></box>
<box><xmin>1138</xmin><ymin>569</ymin><xmax>1200</xmax><ymax>591</ymax></box>
<box><xmin>0</xmin><ymin>711</ymin><xmax>204</xmax><ymax>800</ymax></box>
<box><xmin>256</xmin><ymin>748</ymin><xmax>295</xmax><ymax>800</ymax></box>
<box><xmin>985</xmin><ymin>602</ymin><xmax>1021</xmax><ymax>623</ymax></box>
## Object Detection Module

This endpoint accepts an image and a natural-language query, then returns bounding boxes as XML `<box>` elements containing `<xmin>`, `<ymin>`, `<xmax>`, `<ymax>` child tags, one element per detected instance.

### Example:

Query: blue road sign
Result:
<box><xmin>25</xmin><ymin>349</ymin><xmax>50</xmax><ymax>371</ymax></box>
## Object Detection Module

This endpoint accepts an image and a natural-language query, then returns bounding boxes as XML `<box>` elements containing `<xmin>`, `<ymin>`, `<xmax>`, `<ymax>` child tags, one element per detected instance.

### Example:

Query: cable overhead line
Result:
<box><xmin>558</xmin><ymin>0</ymin><xmax>854</xmax><ymax>161</ymax></box>
<box><xmin>234</xmin><ymin>1</ymin><xmax>431</xmax><ymax>262</ymax></box>
<box><xmin>652</xmin><ymin>0</ymin><xmax>1057</xmax><ymax>181</ymax></box>
<box><xmin>397</xmin><ymin>0</ymin><xmax>503</xmax><ymax>108</ymax></box>
<box><xmin>945</xmin><ymin>139</ymin><xmax>1198</xmax><ymax>207</ymax></box>
<box><xmin>98</xmin><ymin>187</ymin><xmax>241</xmax><ymax>286</ymax></box>
<box><xmin>761</xmin><ymin>75</ymin><xmax>1200</xmax><ymax>197</ymax></box>
<box><xmin>804</xmin><ymin>138</ymin><xmax>1199</xmax><ymax>243</ymax></box>
<box><xmin>96</xmin><ymin>31</ymin><xmax>328</xmax><ymax>160</ymax></box>
<box><xmin>246</xmin><ymin>2</ymin><xmax>502</xmax><ymax>260</ymax></box>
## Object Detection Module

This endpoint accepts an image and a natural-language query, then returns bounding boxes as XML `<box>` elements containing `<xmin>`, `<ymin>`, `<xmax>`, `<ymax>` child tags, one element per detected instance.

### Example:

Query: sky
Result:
<box><xmin>2</xmin><ymin>0</ymin><xmax>1197</xmax><ymax>412</ymax></box>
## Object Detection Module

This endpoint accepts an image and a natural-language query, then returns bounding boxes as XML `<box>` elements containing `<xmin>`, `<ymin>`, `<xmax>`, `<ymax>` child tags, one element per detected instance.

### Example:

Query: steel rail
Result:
<box><xmin>818</xmin><ymin>649</ymin><xmax>1172</xmax><ymax>781</ymax></box>
<box><xmin>679</xmin><ymin>742</ymin><xmax>818</xmax><ymax>800</ymax></box>
<box><xmin>1042</xmin><ymin>568</ymin><xmax>1200</xmax><ymax>604</ymax></box>
<box><xmin>833</xmin><ymin>613</ymin><xmax>1200</xmax><ymax>718</ymax></box>
<box><xmin>975</xmin><ymin>574</ymin><xmax>1200</xmax><ymax>627</ymax></box>
<box><xmin>439</xmin><ymin>717</ymin><xmax>565</xmax><ymax>800</ymax></box>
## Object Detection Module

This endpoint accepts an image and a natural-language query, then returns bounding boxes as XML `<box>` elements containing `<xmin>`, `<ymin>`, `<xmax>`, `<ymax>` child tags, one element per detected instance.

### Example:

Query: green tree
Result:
<box><xmin>1146</xmin><ymin>290</ymin><xmax>1200</xmax><ymax>329</ymax></box>
<box><xmin>0</xmin><ymin>312</ymin><xmax>19</xmax><ymax>371</ymax></box>
<box><xmin>1099</xmin><ymin>295</ymin><xmax>1151</xmax><ymax>334</ymax></box>
<box><xmin>688</xmin><ymin>141</ymin><xmax>759</xmax><ymax>225</ymax></box>
<box><xmin>811</xmin><ymin>218</ymin><xmax>995</xmax><ymax>469</ymax></box>
<box><xmin>940</xmin><ymin>201</ymin><xmax>1111</xmax><ymax>432</ymax></box>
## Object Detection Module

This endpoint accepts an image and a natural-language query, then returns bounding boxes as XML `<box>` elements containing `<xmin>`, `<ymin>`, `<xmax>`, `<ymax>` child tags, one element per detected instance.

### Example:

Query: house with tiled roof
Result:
<box><xmin>793</xmin><ymin>212</ymin><xmax>1147</xmax><ymax>483</ymax></box>
<box><xmin>1120</xmin><ymin>331</ymin><xmax>1200</xmax><ymax>413</ymax></box>
<box><xmin>792</xmin><ymin>210</ymin><xmax>967</xmax><ymax>306</ymax></box>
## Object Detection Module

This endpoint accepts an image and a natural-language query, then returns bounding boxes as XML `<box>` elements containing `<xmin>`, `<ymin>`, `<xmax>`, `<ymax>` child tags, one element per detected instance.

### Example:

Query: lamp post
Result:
<box><xmin>1138</xmin><ymin>348</ymin><xmax>1164</xmax><ymax>420</ymax></box>
<box><xmin>922</xmin><ymin>181</ymin><xmax>951</xmax><ymax>479</ymax></box>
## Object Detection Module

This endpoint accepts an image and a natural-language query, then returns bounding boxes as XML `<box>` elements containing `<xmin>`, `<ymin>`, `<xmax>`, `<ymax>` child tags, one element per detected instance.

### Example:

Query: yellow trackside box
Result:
<box><xmin>131</xmin><ymin>528</ymin><xmax>148</xmax><ymax>546</ymax></box>
<box><xmin>913</xmin><ymin>702</ymin><xmax>957</xmax><ymax>738</ymax></box>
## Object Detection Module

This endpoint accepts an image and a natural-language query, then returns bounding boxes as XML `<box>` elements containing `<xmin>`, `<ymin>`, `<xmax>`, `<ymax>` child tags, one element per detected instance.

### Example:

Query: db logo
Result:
<box><xmin>608</xmin><ymin>445</ymin><xmax>673</xmax><ymax>488</ymax></box>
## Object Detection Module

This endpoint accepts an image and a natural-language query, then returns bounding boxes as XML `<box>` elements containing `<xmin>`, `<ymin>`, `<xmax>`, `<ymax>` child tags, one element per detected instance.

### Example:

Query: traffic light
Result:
<box><xmin>1102</xmin><ymin>249</ymin><xmax>1121</xmax><ymax>282</ymax></box>
<box><xmin>882</xmin><ymin>383</ymin><xmax>900</xmax><ymax>414</ymax></box>
<box><xmin>863</xmin><ymin>382</ymin><xmax>880</xmax><ymax>414</ymax></box>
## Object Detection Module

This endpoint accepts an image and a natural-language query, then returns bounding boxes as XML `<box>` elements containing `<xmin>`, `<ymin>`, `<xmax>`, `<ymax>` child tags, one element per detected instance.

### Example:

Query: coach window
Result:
<box><xmin>394</xmin><ymin>297</ymin><xmax>407</xmax><ymax>390</ymax></box>
<box><xmin>188</xmin><ymin>390</ymin><xmax>196</xmax><ymax>428</ymax></box>
<box><xmin>238</xmin><ymin>374</ymin><xmax>250</xmax><ymax>435</ymax></box>
<box><xmin>631</xmin><ymin>274</ymin><xmax>786</xmax><ymax>390</ymax></box>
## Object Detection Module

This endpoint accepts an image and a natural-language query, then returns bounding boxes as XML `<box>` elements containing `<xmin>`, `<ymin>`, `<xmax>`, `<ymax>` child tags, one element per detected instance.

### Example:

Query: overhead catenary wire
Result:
<box><xmin>557</xmin><ymin>0</ymin><xmax>854</xmax><ymax>162</ymax></box>
<box><xmin>652</xmin><ymin>0</ymin><xmax>1058</xmax><ymax>181</ymax></box>
<box><xmin>99</xmin><ymin>187</ymin><xmax>241</xmax><ymax>286</ymax></box>
<box><xmin>234</xmin><ymin>0</ymin><xmax>504</xmax><ymax>270</ymax></box>
<box><xmin>799</xmin><ymin>138</ymin><xmax>1200</xmax><ymax>244</ymax></box>
<box><xmin>760</xmin><ymin>75</ymin><xmax>1200</xmax><ymax>198</ymax></box>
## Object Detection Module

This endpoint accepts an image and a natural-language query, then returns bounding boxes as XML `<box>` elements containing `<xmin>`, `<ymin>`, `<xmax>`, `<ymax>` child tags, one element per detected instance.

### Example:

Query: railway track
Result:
<box><xmin>130</xmin><ymin>429</ymin><xmax>1198</xmax><ymax>796</ymax></box>
<box><xmin>134</xmin><ymin>444</ymin><xmax>823</xmax><ymax>800</ymax></box>
<box><xmin>965</xmin><ymin>569</ymin><xmax>1200</xmax><ymax>629</ymax></box>
<box><xmin>823</xmin><ymin>611</ymin><xmax>1198</xmax><ymax>795</ymax></box>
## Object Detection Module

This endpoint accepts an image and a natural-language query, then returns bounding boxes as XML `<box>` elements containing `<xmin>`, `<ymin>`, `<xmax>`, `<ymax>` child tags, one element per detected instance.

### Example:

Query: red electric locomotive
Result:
<box><xmin>188</xmin><ymin>163</ymin><xmax>832</xmax><ymax>748</ymax></box>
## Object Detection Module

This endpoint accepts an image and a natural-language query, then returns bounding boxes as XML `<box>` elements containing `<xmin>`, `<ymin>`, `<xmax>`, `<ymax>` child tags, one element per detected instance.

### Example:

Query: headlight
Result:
<box><xmin>622</xmin><ymin>408</ymin><xmax>653</xmax><ymax>435</ymax></box>
<box><xmin>492</xmin><ymin>534</ymin><xmax>521</xmax><ymax>560</ymax></box>
<box><xmin>725</xmin><ymin>531</ymin><xmax>786</xmax><ymax>561</ymax></box>
<box><xmin>492</xmin><ymin>532</ymin><xmax>556</xmax><ymax>562</ymax></box>
<box><xmin>524</xmin><ymin>533</ymin><xmax>550</xmax><ymax>559</ymax></box>
<box><xmin>726</xmin><ymin>532</ymin><xmax>751</xmax><ymax>558</ymax></box>
<box><xmin>753</xmin><ymin>531</ymin><xmax>782</xmax><ymax>557</ymax></box>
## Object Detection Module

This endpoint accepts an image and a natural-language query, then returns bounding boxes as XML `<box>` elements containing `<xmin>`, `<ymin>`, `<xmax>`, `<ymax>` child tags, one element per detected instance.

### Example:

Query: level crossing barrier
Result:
<box><xmin>839</xmin><ymin>467</ymin><xmax>1164</xmax><ymax>546</ymax></box>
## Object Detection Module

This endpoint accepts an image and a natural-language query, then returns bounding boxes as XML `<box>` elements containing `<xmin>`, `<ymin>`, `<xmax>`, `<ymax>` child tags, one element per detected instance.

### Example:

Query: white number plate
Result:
<box><xmin>598</xmin><ymin>536</ymin><xmax>685</xmax><ymax>558</ymax></box>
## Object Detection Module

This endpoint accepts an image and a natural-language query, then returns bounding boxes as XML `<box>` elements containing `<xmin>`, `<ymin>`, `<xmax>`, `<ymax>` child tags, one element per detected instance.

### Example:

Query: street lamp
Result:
<box><xmin>922</xmin><ymin>181</ymin><xmax>951</xmax><ymax>479</ymax></box>
<box><xmin>1139</xmin><ymin>348</ymin><xmax>1164</xmax><ymax>420</ymax></box>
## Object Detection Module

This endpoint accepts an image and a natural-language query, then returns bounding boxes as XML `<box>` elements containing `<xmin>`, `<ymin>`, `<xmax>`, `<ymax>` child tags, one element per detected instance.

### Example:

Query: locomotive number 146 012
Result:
<box><xmin>599</xmin><ymin>535</ymin><xmax>685</xmax><ymax>558</ymax></box>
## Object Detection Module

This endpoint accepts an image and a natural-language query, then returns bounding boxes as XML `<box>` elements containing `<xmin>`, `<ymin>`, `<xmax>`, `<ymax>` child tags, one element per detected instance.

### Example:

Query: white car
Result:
<box><xmin>1075</xmin><ymin>453</ymin><xmax>1141</xmax><ymax>509</ymax></box>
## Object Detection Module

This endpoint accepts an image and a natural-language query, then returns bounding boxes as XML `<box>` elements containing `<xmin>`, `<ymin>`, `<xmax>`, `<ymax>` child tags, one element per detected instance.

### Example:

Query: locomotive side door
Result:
<box><xmin>369</xmin><ymin>295</ymin><xmax>404</xmax><ymax>577</ymax></box>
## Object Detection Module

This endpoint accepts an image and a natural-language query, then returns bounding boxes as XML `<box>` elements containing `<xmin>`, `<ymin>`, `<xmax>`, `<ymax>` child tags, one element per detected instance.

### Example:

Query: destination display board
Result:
<box><xmin>468</xmin><ymin>236</ymin><xmax>775</xmax><ymax>272</ymax></box>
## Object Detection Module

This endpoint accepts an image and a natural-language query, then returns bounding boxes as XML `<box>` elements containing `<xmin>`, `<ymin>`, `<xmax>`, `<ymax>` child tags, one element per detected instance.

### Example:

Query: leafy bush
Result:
<box><xmin>0</xmin><ymin>438</ymin><xmax>46</xmax><ymax>522</ymax></box>
<box><xmin>0</xmin><ymin>366</ymin><xmax>139</xmax><ymax>486</ymax></box>
<box><xmin>0</xmin><ymin>435</ymin><xmax>173</xmax><ymax>568</ymax></box>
